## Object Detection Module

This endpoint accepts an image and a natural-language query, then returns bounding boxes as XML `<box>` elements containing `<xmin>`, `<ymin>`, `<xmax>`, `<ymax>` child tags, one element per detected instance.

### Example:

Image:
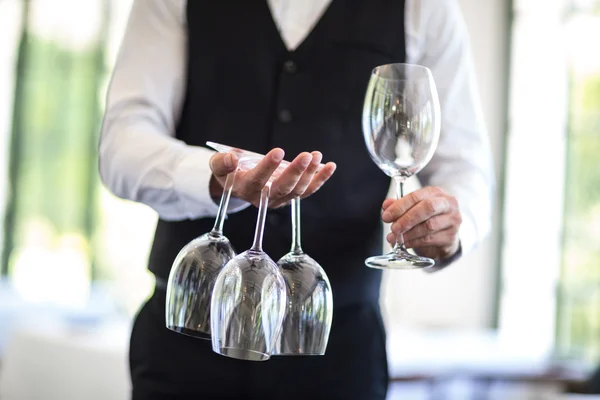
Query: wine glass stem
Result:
<box><xmin>211</xmin><ymin>172</ymin><xmax>236</xmax><ymax>235</ymax></box>
<box><xmin>393</xmin><ymin>176</ymin><xmax>407</xmax><ymax>254</ymax></box>
<box><xmin>291</xmin><ymin>197</ymin><xmax>303</xmax><ymax>255</ymax></box>
<box><xmin>250</xmin><ymin>183</ymin><xmax>271</xmax><ymax>252</ymax></box>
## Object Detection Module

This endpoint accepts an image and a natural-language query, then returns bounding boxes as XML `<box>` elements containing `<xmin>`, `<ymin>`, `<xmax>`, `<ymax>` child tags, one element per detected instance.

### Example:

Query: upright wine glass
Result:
<box><xmin>275</xmin><ymin>198</ymin><xmax>333</xmax><ymax>356</ymax></box>
<box><xmin>210</xmin><ymin>181</ymin><xmax>287</xmax><ymax>361</ymax></box>
<box><xmin>165</xmin><ymin>172</ymin><xmax>237</xmax><ymax>338</ymax></box>
<box><xmin>362</xmin><ymin>63</ymin><xmax>441</xmax><ymax>270</ymax></box>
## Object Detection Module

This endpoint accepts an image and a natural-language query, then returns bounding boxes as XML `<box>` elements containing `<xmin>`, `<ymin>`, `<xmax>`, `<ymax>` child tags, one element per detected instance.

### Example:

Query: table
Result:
<box><xmin>0</xmin><ymin>317</ymin><xmax>131</xmax><ymax>400</ymax></box>
<box><xmin>386</xmin><ymin>325</ymin><xmax>591</xmax><ymax>399</ymax></box>
<box><xmin>0</xmin><ymin>317</ymin><xmax>593</xmax><ymax>400</ymax></box>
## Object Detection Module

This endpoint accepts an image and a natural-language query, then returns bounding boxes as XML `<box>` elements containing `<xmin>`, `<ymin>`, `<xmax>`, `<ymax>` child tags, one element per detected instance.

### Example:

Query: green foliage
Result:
<box><xmin>558</xmin><ymin>70</ymin><xmax>600</xmax><ymax>362</ymax></box>
<box><xmin>8</xmin><ymin>33</ymin><xmax>106</xmax><ymax>278</ymax></box>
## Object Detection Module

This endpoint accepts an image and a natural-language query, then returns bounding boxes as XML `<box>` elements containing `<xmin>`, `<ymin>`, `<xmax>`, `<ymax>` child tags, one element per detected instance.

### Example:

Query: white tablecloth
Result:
<box><xmin>0</xmin><ymin>318</ymin><xmax>131</xmax><ymax>400</ymax></box>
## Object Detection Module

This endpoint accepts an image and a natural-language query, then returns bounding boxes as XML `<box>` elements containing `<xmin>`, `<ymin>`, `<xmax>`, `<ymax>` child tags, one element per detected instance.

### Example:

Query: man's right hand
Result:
<box><xmin>209</xmin><ymin>148</ymin><xmax>337</xmax><ymax>208</ymax></box>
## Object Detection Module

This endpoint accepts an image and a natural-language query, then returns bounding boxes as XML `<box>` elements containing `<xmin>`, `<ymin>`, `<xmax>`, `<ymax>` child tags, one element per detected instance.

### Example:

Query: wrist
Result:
<box><xmin>439</xmin><ymin>239</ymin><xmax>461</xmax><ymax>260</ymax></box>
<box><xmin>423</xmin><ymin>241</ymin><xmax>463</xmax><ymax>273</ymax></box>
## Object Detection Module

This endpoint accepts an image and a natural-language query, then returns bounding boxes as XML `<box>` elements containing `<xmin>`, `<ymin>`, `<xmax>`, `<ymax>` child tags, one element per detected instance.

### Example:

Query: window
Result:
<box><xmin>556</xmin><ymin>0</ymin><xmax>600</xmax><ymax>362</ymax></box>
<box><xmin>1</xmin><ymin>0</ymin><xmax>153</xmax><ymax>314</ymax></box>
<box><xmin>500</xmin><ymin>0</ymin><xmax>600</xmax><ymax>363</ymax></box>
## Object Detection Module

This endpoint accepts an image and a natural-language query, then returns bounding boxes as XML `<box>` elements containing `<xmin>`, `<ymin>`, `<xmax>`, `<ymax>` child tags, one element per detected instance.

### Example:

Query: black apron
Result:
<box><xmin>131</xmin><ymin>0</ymin><xmax>407</xmax><ymax>398</ymax></box>
<box><xmin>131</xmin><ymin>290</ymin><xmax>388</xmax><ymax>399</ymax></box>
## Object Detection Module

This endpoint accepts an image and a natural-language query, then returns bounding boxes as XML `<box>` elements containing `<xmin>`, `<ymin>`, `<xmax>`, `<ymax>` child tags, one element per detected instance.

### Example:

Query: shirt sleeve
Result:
<box><xmin>405</xmin><ymin>0</ymin><xmax>495</xmax><ymax>256</ymax></box>
<box><xmin>98</xmin><ymin>0</ymin><xmax>249</xmax><ymax>221</ymax></box>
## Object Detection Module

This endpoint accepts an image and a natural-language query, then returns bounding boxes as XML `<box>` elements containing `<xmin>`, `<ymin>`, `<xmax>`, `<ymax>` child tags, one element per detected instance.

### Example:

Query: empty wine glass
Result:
<box><xmin>165</xmin><ymin>172</ymin><xmax>237</xmax><ymax>338</ymax></box>
<box><xmin>274</xmin><ymin>198</ymin><xmax>333</xmax><ymax>356</ymax></box>
<box><xmin>210</xmin><ymin>181</ymin><xmax>286</xmax><ymax>361</ymax></box>
<box><xmin>362</xmin><ymin>63</ymin><xmax>441</xmax><ymax>269</ymax></box>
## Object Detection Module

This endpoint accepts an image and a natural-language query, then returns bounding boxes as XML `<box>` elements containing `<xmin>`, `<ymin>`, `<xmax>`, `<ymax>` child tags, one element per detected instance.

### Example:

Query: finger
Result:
<box><xmin>209</xmin><ymin>152</ymin><xmax>239</xmax><ymax>178</ymax></box>
<box><xmin>398</xmin><ymin>214</ymin><xmax>455</xmax><ymax>242</ymax></box>
<box><xmin>386</xmin><ymin>227</ymin><xmax>457</xmax><ymax>248</ymax></box>
<box><xmin>381</xmin><ymin>186</ymin><xmax>445</xmax><ymax>223</ymax></box>
<box><xmin>303</xmin><ymin>162</ymin><xmax>337</xmax><ymax>196</ymax></box>
<box><xmin>390</xmin><ymin>196</ymin><xmax>452</xmax><ymax>234</ymax></box>
<box><xmin>242</xmin><ymin>148</ymin><xmax>285</xmax><ymax>191</ymax></box>
<box><xmin>381</xmin><ymin>198</ymin><xmax>395</xmax><ymax>212</ymax></box>
<box><xmin>278</xmin><ymin>151</ymin><xmax>323</xmax><ymax>203</ymax></box>
<box><xmin>404</xmin><ymin>227</ymin><xmax>458</xmax><ymax>249</ymax></box>
<box><xmin>270</xmin><ymin>152</ymin><xmax>313</xmax><ymax>200</ymax></box>
<box><xmin>386</xmin><ymin>232</ymin><xmax>397</xmax><ymax>245</ymax></box>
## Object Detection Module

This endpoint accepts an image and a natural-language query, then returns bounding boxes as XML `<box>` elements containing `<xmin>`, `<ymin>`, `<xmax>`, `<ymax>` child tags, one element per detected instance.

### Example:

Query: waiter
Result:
<box><xmin>99</xmin><ymin>0</ymin><xmax>493</xmax><ymax>398</ymax></box>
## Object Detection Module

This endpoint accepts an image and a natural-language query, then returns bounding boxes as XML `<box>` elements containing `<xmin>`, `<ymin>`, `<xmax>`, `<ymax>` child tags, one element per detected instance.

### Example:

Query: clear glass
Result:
<box><xmin>210</xmin><ymin>179</ymin><xmax>286</xmax><ymax>361</ymax></box>
<box><xmin>165</xmin><ymin>172</ymin><xmax>237</xmax><ymax>339</ymax></box>
<box><xmin>274</xmin><ymin>198</ymin><xmax>333</xmax><ymax>356</ymax></box>
<box><xmin>362</xmin><ymin>63</ymin><xmax>441</xmax><ymax>269</ymax></box>
<box><xmin>206</xmin><ymin>141</ymin><xmax>325</xmax><ymax>174</ymax></box>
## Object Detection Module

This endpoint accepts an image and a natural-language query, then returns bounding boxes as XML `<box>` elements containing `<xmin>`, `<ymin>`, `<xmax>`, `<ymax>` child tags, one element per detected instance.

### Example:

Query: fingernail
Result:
<box><xmin>300</xmin><ymin>155</ymin><xmax>311</xmax><ymax>168</ymax></box>
<box><xmin>312</xmin><ymin>152</ymin><xmax>323</xmax><ymax>164</ymax></box>
<box><xmin>224</xmin><ymin>153</ymin><xmax>233</xmax><ymax>169</ymax></box>
<box><xmin>272</xmin><ymin>149</ymin><xmax>284</xmax><ymax>162</ymax></box>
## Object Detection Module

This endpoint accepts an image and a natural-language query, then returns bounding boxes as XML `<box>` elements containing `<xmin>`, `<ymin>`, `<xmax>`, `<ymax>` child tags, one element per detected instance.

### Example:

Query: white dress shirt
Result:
<box><xmin>99</xmin><ymin>0</ymin><xmax>494</xmax><ymax>256</ymax></box>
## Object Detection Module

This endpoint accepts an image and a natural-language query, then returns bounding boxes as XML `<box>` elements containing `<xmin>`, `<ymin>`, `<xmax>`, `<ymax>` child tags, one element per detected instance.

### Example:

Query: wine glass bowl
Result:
<box><xmin>362</xmin><ymin>63</ymin><xmax>441</xmax><ymax>270</ymax></box>
<box><xmin>210</xmin><ymin>248</ymin><xmax>287</xmax><ymax>361</ymax></box>
<box><xmin>275</xmin><ymin>251</ymin><xmax>333</xmax><ymax>356</ymax></box>
<box><xmin>165</xmin><ymin>232</ymin><xmax>235</xmax><ymax>338</ymax></box>
<box><xmin>209</xmin><ymin>164</ymin><xmax>287</xmax><ymax>361</ymax></box>
<box><xmin>165</xmin><ymin>169</ymin><xmax>238</xmax><ymax>339</ymax></box>
<box><xmin>363</xmin><ymin>64</ymin><xmax>440</xmax><ymax>179</ymax></box>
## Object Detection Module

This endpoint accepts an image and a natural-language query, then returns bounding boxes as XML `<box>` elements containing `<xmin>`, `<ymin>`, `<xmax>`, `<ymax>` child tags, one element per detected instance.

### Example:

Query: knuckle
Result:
<box><xmin>439</xmin><ymin>197</ymin><xmax>450</xmax><ymax>212</ymax></box>
<box><xmin>236</xmin><ymin>188</ymin><xmax>251</xmax><ymax>202</ymax></box>
<box><xmin>455</xmin><ymin>212</ymin><xmax>463</xmax><ymax>225</ymax></box>
<box><xmin>450</xmin><ymin>224</ymin><xmax>460</xmax><ymax>235</ymax></box>
<box><xmin>291</xmin><ymin>187</ymin><xmax>305</xmax><ymax>198</ymax></box>
<box><xmin>430</xmin><ymin>186</ymin><xmax>444</xmax><ymax>196</ymax></box>
<box><xmin>423</xmin><ymin>234</ymin><xmax>436</xmax><ymax>245</ymax></box>
<box><xmin>292</xmin><ymin>163</ymin><xmax>308</xmax><ymax>175</ymax></box>
<box><xmin>425</xmin><ymin>218</ymin><xmax>437</xmax><ymax>232</ymax></box>
<box><xmin>408</xmin><ymin>192</ymin><xmax>420</xmax><ymax>205</ymax></box>
<box><xmin>404</xmin><ymin>217</ymin><xmax>417</xmax><ymax>230</ymax></box>
<box><xmin>449</xmin><ymin>196</ymin><xmax>459</xmax><ymax>209</ymax></box>
<box><xmin>274</xmin><ymin>187</ymin><xmax>290</xmax><ymax>199</ymax></box>
<box><xmin>247</xmin><ymin>175</ymin><xmax>263</xmax><ymax>187</ymax></box>
<box><xmin>424</xmin><ymin>199</ymin><xmax>437</xmax><ymax>215</ymax></box>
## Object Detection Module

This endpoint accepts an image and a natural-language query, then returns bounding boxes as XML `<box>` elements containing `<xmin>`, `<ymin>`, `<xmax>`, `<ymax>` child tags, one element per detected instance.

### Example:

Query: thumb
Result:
<box><xmin>209</xmin><ymin>152</ymin><xmax>238</xmax><ymax>178</ymax></box>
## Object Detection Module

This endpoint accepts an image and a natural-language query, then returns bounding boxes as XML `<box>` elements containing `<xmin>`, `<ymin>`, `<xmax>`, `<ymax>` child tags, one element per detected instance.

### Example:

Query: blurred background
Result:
<box><xmin>0</xmin><ymin>0</ymin><xmax>599</xmax><ymax>399</ymax></box>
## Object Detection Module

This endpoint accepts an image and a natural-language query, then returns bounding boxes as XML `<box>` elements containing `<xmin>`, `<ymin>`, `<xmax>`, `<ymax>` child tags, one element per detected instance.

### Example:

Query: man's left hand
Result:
<box><xmin>381</xmin><ymin>186</ymin><xmax>462</xmax><ymax>261</ymax></box>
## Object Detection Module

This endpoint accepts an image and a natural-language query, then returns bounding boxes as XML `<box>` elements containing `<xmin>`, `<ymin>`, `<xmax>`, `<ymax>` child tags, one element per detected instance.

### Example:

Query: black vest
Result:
<box><xmin>149</xmin><ymin>0</ymin><xmax>406</xmax><ymax>308</ymax></box>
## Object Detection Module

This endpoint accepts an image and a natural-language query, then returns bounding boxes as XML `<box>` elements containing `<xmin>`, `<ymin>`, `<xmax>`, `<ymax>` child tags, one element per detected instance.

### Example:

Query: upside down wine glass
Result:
<box><xmin>362</xmin><ymin>63</ymin><xmax>441</xmax><ymax>270</ymax></box>
<box><xmin>210</xmin><ymin>181</ymin><xmax>286</xmax><ymax>361</ymax></box>
<box><xmin>165</xmin><ymin>171</ymin><xmax>237</xmax><ymax>338</ymax></box>
<box><xmin>275</xmin><ymin>198</ymin><xmax>333</xmax><ymax>356</ymax></box>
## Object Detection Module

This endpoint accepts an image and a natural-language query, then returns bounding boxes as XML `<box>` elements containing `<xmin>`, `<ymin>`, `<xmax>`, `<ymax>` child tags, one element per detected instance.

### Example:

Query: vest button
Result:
<box><xmin>279</xmin><ymin>109</ymin><xmax>292</xmax><ymax>123</ymax></box>
<box><xmin>283</xmin><ymin>60</ymin><xmax>297</xmax><ymax>74</ymax></box>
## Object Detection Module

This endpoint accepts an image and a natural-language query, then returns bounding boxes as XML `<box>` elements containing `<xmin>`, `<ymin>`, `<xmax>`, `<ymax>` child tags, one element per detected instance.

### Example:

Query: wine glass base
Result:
<box><xmin>272</xmin><ymin>352</ymin><xmax>325</xmax><ymax>357</ymax></box>
<box><xmin>365</xmin><ymin>252</ymin><xmax>435</xmax><ymax>270</ymax></box>
<box><xmin>166</xmin><ymin>326</ymin><xmax>210</xmax><ymax>341</ymax></box>
<box><xmin>213</xmin><ymin>346</ymin><xmax>270</xmax><ymax>361</ymax></box>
